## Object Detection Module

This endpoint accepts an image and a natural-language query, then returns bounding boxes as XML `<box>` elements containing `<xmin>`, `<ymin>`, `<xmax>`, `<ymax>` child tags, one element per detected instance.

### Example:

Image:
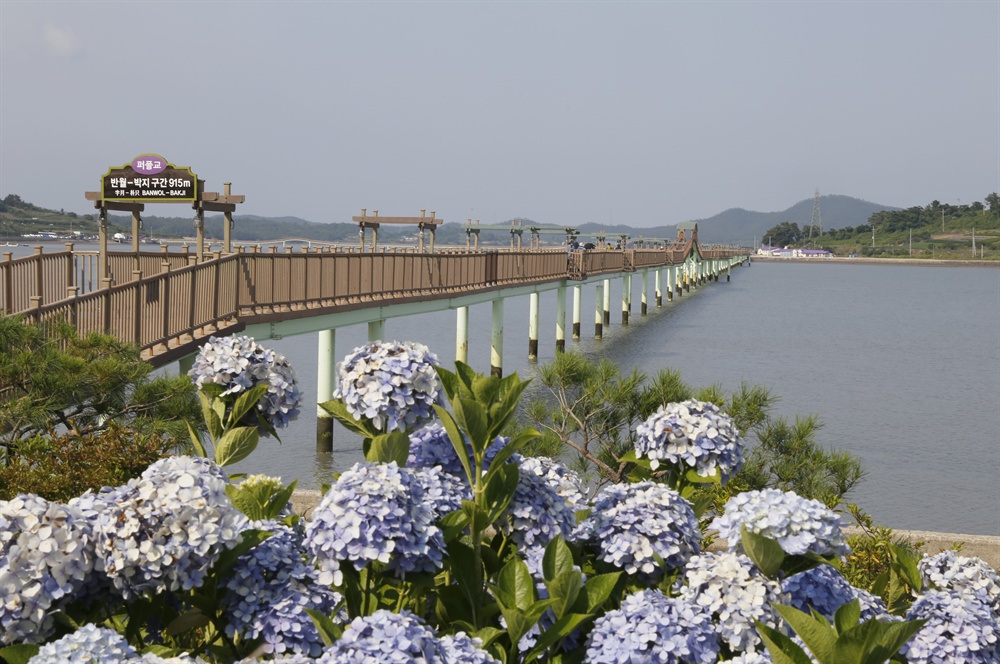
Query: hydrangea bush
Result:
<box><xmin>2</xmin><ymin>337</ymin><xmax>993</xmax><ymax>664</ymax></box>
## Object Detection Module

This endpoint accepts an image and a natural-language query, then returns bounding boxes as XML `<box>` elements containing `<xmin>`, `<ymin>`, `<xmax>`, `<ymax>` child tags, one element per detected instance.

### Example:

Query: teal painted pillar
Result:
<box><xmin>603</xmin><ymin>278</ymin><xmax>611</xmax><ymax>326</ymax></box>
<box><xmin>528</xmin><ymin>292</ymin><xmax>539</xmax><ymax>361</ymax></box>
<box><xmin>178</xmin><ymin>353</ymin><xmax>196</xmax><ymax>376</ymax></box>
<box><xmin>316</xmin><ymin>328</ymin><xmax>335</xmax><ymax>453</ymax></box>
<box><xmin>640</xmin><ymin>269</ymin><xmax>648</xmax><ymax>315</ymax></box>
<box><xmin>595</xmin><ymin>281</ymin><xmax>604</xmax><ymax>339</ymax></box>
<box><xmin>555</xmin><ymin>286</ymin><xmax>566</xmax><ymax>353</ymax></box>
<box><xmin>572</xmin><ymin>284</ymin><xmax>582</xmax><ymax>340</ymax></box>
<box><xmin>456</xmin><ymin>306</ymin><xmax>469</xmax><ymax>363</ymax></box>
<box><xmin>622</xmin><ymin>274</ymin><xmax>631</xmax><ymax>325</ymax></box>
<box><xmin>368</xmin><ymin>319</ymin><xmax>385</xmax><ymax>341</ymax></box>
<box><xmin>491</xmin><ymin>298</ymin><xmax>504</xmax><ymax>377</ymax></box>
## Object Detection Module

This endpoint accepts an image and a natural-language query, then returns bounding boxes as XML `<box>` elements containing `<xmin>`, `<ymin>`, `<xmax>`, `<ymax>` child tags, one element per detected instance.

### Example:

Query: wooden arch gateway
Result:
<box><xmin>84</xmin><ymin>154</ymin><xmax>244</xmax><ymax>279</ymax></box>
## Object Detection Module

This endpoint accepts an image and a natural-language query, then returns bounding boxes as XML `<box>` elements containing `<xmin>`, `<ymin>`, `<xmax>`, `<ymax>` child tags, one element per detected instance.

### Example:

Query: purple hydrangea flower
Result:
<box><xmin>782</xmin><ymin>564</ymin><xmax>888</xmax><ymax>622</ymax></box>
<box><xmin>518</xmin><ymin>456</ymin><xmax>588</xmax><ymax>508</ymax></box>
<box><xmin>334</xmin><ymin>340</ymin><xmax>441</xmax><ymax>432</ymax></box>
<box><xmin>316</xmin><ymin>610</ymin><xmax>498</xmax><ymax>663</ymax></box>
<box><xmin>710</xmin><ymin>489</ymin><xmax>850</xmax><ymax>558</ymax></box>
<box><xmin>919</xmin><ymin>550</ymin><xmax>1000</xmax><ymax>615</ymax></box>
<box><xmin>26</xmin><ymin>623</ymin><xmax>136</xmax><ymax>663</ymax></box>
<box><xmin>676</xmin><ymin>551</ymin><xmax>788</xmax><ymax>654</ymax></box>
<box><xmin>189</xmin><ymin>335</ymin><xmax>301</xmax><ymax>430</ymax></box>
<box><xmin>636</xmin><ymin>400</ymin><xmax>745</xmax><ymax>483</ymax></box>
<box><xmin>499</xmin><ymin>458</ymin><xmax>577</xmax><ymax>557</ymax></box>
<box><xmin>92</xmin><ymin>456</ymin><xmax>246</xmax><ymax>599</ymax></box>
<box><xmin>304</xmin><ymin>462</ymin><xmax>445</xmax><ymax>587</ymax></box>
<box><xmin>410</xmin><ymin>465</ymin><xmax>469</xmax><ymax>518</ymax></box>
<box><xmin>407</xmin><ymin>422</ymin><xmax>510</xmax><ymax>478</ymax></box>
<box><xmin>901</xmin><ymin>589</ymin><xmax>1000</xmax><ymax>664</ymax></box>
<box><xmin>1</xmin><ymin>495</ymin><xmax>95</xmax><ymax>644</ymax></box>
<box><xmin>223</xmin><ymin>521</ymin><xmax>343</xmax><ymax>657</ymax></box>
<box><xmin>575</xmin><ymin>481</ymin><xmax>701</xmax><ymax>578</ymax></box>
<box><xmin>586</xmin><ymin>589</ymin><xmax>720</xmax><ymax>663</ymax></box>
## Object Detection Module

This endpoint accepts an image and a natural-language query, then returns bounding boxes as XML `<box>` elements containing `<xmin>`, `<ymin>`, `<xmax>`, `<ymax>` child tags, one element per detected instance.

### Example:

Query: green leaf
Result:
<box><xmin>484</xmin><ymin>462</ymin><xmax>519</xmax><ymax>522</ymax></box>
<box><xmin>462</xmin><ymin>500</ymin><xmax>491</xmax><ymax>534</ymax></box>
<box><xmin>228</xmin><ymin>384</ymin><xmax>269</xmax><ymax>427</ymax></box>
<box><xmin>199</xmin><ymin>391</ymin><xmax>223</xmax><ymax>440</ymax></box>
<box><xmin>318</xmin><ymin>399</ymin><xmax>379</xmax><ymax>438</ymax></box>
<box><xmin>741</xmin><ymin>526</ymin><xmax>786</xmax><ymax>579</ymax></box>
<box><xmin>166</xmin><ymin>608</ymin><xmax>210</xmax><ymax>636</ymax></box>
<box><xmin>186</xmin><ymin>419</ymin><xmax>207</xmax><ymax>458</ymax></box>
<box><xmin>497</xmin><ymin>557</ymin><xmax>537</xmax><ymax>611</ymax></box>
<box><xmin>545</xmin><ymin>570</ymin><xmax>583</xmax><ymax>620</ymax></box>
<box><xmin>453</xmin><ymin>398</ymin><xmax>489</xmax><ymax>456</ymax></box>
<box><xmin>472</xmin><ymin>626</ymin><xmax>507</xmax><ymax>649</ymax></box>
<box><xmin>454</xmin><ymin>362</ymin><xmax>479</xmax><ymax>394</ymax></box>
<box><xmin>572</xmin><ymin>573</ymin><xmax>621</xmax><ymax>614</ymax></box>
<box><xmin>214</xmin><ymin>425</ymin><xmax>259</xmax><ymax>467</ymax></box>
<box><xmin>617</xmin><ymin>449</ymin><xmax>640</xmax><ymax>463</ymax></box>
<box><xmin>524</xmin><ymin>613</ymin><xmax>591</xmax><ymax>663</ymax></box>
<box><xmin>889</xmin><ymin>543</ymin><xmax>923</xmax><ymax>592</ymax></box>
<box><xmin>856</xmin><ymin>618</ymin><xmax>927</xmax><ymax>664</ymax></box>
<box><xmin>435</xmin><ymin>365</ymin><xmax>461</xmax><ymax>400</ymax></box>
<box><xmin>542</xmin><ymin>536</ymin><xmax>576</xmax><ymax>583</ymax></box>
<box><xmin>306</xmin><ymin>608</ymin><xmax>344</xmax><ymax>646</ymax></box>
<box><xmin>472</xmin><ymin>374</ymin><xmax>501</xmax><ymax>404</ymax></box>
<box><xmin>773</xmin><ymin>604</ymin><xmax>838</xmax><ymax>664</ymax></box>
<box><xmin>448</xmin><ymin>540</ymin><xmax>482</xmax><ymax>613</ymax></box>
<box><xmin>834</xmin><ymin>598</ymin><xmax>861</xmax><ymax>634</ymax></box>
<box><xmin>440</xmin><ymin>508</ymin><xmax>470</xmax><ymax>542</ymax></box>
<box><xmin>684</xmin><ymin>467</ymin><xmax>721</xmax><ymax>484</ymax></box>
<box><xmin>366</xmin><ymin>430</ymin><xmax>411</xmax><ymax>466</ymax></box>
<box><xmin>435</xmin><ymin>407</ymin><xmax>474</xmax><ymax>487</ymax></box>
<box><xmin>755</xmin><ymin>620</ymin><xmax>816</xmax><ymax>664</ymax></box>
<box><xmin>0</xmin><ymin>645</ymin><xmax>40</xmax><ymax>664</ymax></box>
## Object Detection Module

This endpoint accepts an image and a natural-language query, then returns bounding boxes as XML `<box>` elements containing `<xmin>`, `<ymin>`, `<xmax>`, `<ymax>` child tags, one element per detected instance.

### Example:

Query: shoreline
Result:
<box><xmin>752</xmin><ymin>255</ymin><xmax>998</xmax><ymax>268</ymax></box>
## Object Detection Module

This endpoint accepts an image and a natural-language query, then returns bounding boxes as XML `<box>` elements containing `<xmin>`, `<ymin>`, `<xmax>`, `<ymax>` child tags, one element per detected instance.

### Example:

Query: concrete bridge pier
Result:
<box><xmin>640</xmin><ymin>269</ymin><xmax>648</xmax><ymax>315</ymax></box>
<box><xmin>491</xmin><ymin>298</ymin><xmax>504</xmax><ymax>377</ymax></box>
<box><xmin>667</xmin><ymin>265</ymin><xmax>674</xmax><ymax>301</ymax></box>
<box><xmin>316</xmin><ymin>328</ymin><xmax>335</xmax><ymax>453</ymax></box>
<box><xmin>572</xmin><ymin>285</ymin><xmax>582</xmax><ymax>340</ymax></box>
<box><xmin>622</xmin><ymin>274</ymin><xmax>631</xmax><ymax>325</ymax></box>
<box><xmin>456</xmin><ymin>306</ymin><xmax>469</xmax><ymax>363</ymax></box>
<box><xmin>602</xmin><ymin>278</ymin><xmax>611</xmax><ymax>326</ymax></box>
<box><xmin>655</xmin><ymin>269</ymin><xmax>662</xmax><ymax>307</ymax></box>
<box><xmin>528</xmin><ymin>292</ymin><xmax>540</xmax><ymax>361</ymax></box>
<box><xmin>555</xmin><ymin>287</ymin><xmax>566</xmax><ymax>353</ymax></box>
<box><xmin>368</xmin><ymin>319</ymin><xmax>385</xmax><ymax>341</ymax></box>
<box><xmin>595</xmin><ymin>281</ymin><xmax>604</xmax><ymax>339</ymax></box>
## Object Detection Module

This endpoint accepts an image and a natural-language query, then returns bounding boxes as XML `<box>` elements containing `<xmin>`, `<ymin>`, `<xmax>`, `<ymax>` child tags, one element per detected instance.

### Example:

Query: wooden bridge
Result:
<box><xmin>1</xmin><ymin>229</ymin><xmax>748</xmax><ymax>370</ymax></box>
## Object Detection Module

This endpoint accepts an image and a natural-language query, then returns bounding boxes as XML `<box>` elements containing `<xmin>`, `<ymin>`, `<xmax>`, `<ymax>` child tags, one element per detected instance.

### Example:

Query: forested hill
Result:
<box><xmin>2</xmin><ymin>192</ymin><xmax>896</xmax><ymax>245</ymax></box>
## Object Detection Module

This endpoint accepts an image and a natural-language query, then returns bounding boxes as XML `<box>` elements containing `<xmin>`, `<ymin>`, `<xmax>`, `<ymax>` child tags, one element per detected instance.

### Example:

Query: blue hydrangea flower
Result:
<box><xmin>136</xmin><ymin>655</ymin><xmax>207</xmax><ymax>663</ymax></box>
<box><xmin>518</xmin><ymin>456</ymin><xmax>588</xmax><ymax>508</ymax></box>
<box><xmin>334</xmin><ymin>340</ymin><xmax>441</xmax><ymax>432</ymax></box>
<box><xmin>408</xmin><ymin>422</ymin><xmax>510</xmax><ymax>478</ymax></box>
<box><xmin>189</xmin><ymin>335</ymin><xmax>301</xmax><ymax>430</ymax></box>
<box><xmin>575</xmin><ymin>481</ymin><xmax>701</xmax><ymax>578</ymax></box>
<box><xmin>919</xmin><ymin>550</ymin><xmax>1000</xmax><ymax>615</ymax></box>
<box><xmin>710</xmin><ymin>489</ymin><xmax>850</xmax><ymax>558</ymax></box>
<box><xmin>901</xmin><ymin>589</ymin><xmax>1000</xmax><ymax>663</ymax></box>
<box><xmin>500</xmin><ymin>458</ymin><xmax>577</xmax><ymax>557</ymax></box>
<box><xmin>223</xmin><ymin>520</ymin><xmax>343</xmax><ymax>657</ymax></box>
<box><xmin>723</xmin><ymin>653</ymin><xmax>774</xmax><ymax>664</ymax></box>
<box><xmin>1</xmin><ymin>494</ymin><xmax>95</xmax><ymax>644</ymax></box>
<box><xmin>26</xmin><ymin>623</ymin><xmax>137</xmax><ymax>663</ymax></box>
<box><xmin>586</xmin><ymin>589</ymin><xmax>720</xmax><ymax>663</ymax></box>
<box><xmin>304</xmin><ymin>462</ymin><xmax>445</xmax><ymax>587</ymax></box>
<box><xmin>316</xmin><ymin>609</ymin><xmax>498</xmax><ymax>663</ymax></box>
<box><xmin>676</xmin><ymin>551</ymin><xmax>788</xmax><ymax>653</ymax></box>
<box><xmin>782</xmin><ymin>564</ymin><xmax>888</xmax><ymax>622</ymax></box>
<box><xmin>636</xmin><ymin>400</ymin><xmax>745</xmax><ymax>483</ymax></box>
<box><xmin>92</xmin><ymin>456</ymin><xmax>246</xmax><ymax>599</ymax></box>
<box><xmin>411</xmin><ymin>465</ymin><xmax>469</xmax><ymax>518</ymax></box>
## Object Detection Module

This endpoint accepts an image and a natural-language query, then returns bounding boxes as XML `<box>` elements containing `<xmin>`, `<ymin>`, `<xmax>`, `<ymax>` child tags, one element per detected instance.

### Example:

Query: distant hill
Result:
<box><xmin>0</xmin><ymin>193</ymin><xmax>899</xmax><ymax>246</ymax></box>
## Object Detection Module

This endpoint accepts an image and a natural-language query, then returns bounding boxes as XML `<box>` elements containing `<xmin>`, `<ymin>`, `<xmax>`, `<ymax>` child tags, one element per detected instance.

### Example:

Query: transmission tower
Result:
<box><xmin>809</xmin><ymin>188</ymin><xmax>823</xmax><ymax>238</ymax></box>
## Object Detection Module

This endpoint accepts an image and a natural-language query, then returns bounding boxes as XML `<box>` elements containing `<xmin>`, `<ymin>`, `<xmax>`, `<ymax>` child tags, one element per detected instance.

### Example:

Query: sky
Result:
<box><xmin>1</xmin><ymin>1</ymin><xmax>997</xmax><ymax>229</ymax></box>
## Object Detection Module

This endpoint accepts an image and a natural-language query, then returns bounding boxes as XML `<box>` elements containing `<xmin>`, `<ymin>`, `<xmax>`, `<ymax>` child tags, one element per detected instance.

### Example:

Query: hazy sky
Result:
<box><xmin>1</xmin><ymin>1</ymin><xmax>997</xmax><ymax>229</ymax></box>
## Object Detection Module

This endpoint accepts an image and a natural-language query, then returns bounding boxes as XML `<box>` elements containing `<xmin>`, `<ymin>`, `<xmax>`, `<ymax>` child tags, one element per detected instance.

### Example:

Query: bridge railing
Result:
<box><xmin>1</xmin><ymin>245</ymin><xmax>75</xmax><ymax>314</ymax></box>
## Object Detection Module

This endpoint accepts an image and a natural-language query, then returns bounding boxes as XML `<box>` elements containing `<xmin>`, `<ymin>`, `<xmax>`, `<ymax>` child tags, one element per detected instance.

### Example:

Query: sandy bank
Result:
<box><xmin>752</xmin><ymin>256</ymin><xmax>998</xmax><ymax>268</ymax></box>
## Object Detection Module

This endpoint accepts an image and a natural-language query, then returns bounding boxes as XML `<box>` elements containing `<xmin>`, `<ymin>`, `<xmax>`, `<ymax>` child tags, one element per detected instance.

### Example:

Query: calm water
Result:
<box><xmin>11</xmin><ymin>244</ymin><xmax>1000</xmax><ymax>535</ymax></box>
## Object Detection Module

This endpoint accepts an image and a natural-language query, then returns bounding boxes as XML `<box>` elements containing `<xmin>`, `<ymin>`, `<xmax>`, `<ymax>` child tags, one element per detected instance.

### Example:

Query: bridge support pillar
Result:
<box><xmin>655</xmin><ymin>269</ymin><xmax>662</xmax><ymax>307</ymax></box>
<box><xmin>555</xmin><ymin>287</ymin><xmax>566</xmax><ymax>353</ymax></box>
<box><xmin>572</xmin><ymin>285</ymin><xmax>581</xmax><ymax>340</ymax></box>
<box><xmin>178</xmin><ymin>353</ymin><xmax>196</xmax><ymax>376</ymax></box>
<box><xmin>622</xmin><ymin>274</ymin><xmax>631</xmax><ymax>325</ymax></box>
<box><xmin>368</xmin><ymin>319</ymin><xmax>385</xmax><ymax>341</ymax></box>
<box><xmin>641</xmin><ymin>269</ymin><xmax>648</xmax><ymax>316</ymax></box>
<box><xmin>491</xmin><ymin>298</ymin><xmax>504</xmax><ymax>377</ymax></box>
<box><xmin>603</xmin><ymin>278</ymin><xmax>611</xmax><ymax>326</ymax></box>
<box><xmin>528</xmin><ymin>292</ymin><xmax>539</xmax><ymax>361</ymax></box>
<box><xmin>316</xmin><ymin>328</ymin><xmax>336</xmax><ymax>453</ymax></box>
<box><xmin>595</xmin><ymin>282</ymin><xmax>604</xmax><ymax>339</ymax></box>
<box><xmin>456</xmin><ymin>306</ymin><xmax>469</xmax><ymax>364</ymax></box>
<box><xmin>667</xmin><ymin>266</ymin><xmax>674</xmax><ymax>301</ymax></box>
